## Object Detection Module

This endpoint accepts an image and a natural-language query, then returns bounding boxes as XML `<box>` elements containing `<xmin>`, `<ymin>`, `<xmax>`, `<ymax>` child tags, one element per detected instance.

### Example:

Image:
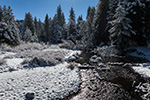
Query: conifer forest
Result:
<box><xmin>0</xmin><ymin>0</ymin><xmax>150</xmax><ymax>100</ymax></box>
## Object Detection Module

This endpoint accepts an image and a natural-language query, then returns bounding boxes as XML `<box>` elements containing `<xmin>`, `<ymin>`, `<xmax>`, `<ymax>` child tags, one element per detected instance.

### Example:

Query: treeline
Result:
<box><xmin>0</xmin><ymin>0</ymin><xmax>150</xmax><ymax>54</ymax></box>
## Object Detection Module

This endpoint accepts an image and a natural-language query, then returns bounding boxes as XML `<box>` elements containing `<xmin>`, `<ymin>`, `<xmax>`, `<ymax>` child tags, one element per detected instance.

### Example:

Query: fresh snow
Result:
<box><xmin>6</xmin><ymin>58</ymin><xmax>24</xmax><ymax>68</ymax></box>
<box><xmin>0</xmin><ymin>63</ymin><xmax>80</xmax><ymax>100</ymax></box>
<box><xmin>0</xmin><ymin>43</ymin><xmax>81</xmax><ymax>99</ymax></box>
<box><xmin>0</xmin><ymin>52</ymin><xmax>16</xmax><ymax>59</ymax></box>
<box><xmin>132</xmin><ymin>63</ymin><xmax>150</xmax><ymax>78</ymax></box>
<box><xmin>133</xmin><ymin>66</ymin><xmax>150</xmax><ymax>78</ymax></box>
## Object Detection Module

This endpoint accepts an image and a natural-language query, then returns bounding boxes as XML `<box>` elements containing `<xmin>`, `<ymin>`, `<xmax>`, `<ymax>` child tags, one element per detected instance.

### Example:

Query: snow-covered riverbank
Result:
<box><xmin>0</xmin><ymin>43</ymin><xmax>81</xmax><ymax>100</ymax></box>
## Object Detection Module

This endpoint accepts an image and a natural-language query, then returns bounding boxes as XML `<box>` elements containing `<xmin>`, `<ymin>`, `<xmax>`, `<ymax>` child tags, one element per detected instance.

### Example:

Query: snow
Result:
<box><xmin>0</xmin><ymin>63</ymin><xmax>80</xmax><ymax>100</ymax></box>
<box><xmin>0</xmin><ymin>52</ymin><xmax>16</xmax><ymax>59</ymax></box>
<box><xmin>133</xmin><ymin>66</ymin><xmax>150</xmax><ymax>77</ymax></box>
<box><xmin>6</xmin><ymin>58</ymin><xmax>24</xmax><ymax>68</ymax></box>
<box><xmin>0</xmin><ymin>43</ymin><xmax>81</xmax><ymax>99</ymax></box>
<box><xmin>128</xmin><ymin>46</ymin><xmax>150</xmax><ymax>62</ymax></box>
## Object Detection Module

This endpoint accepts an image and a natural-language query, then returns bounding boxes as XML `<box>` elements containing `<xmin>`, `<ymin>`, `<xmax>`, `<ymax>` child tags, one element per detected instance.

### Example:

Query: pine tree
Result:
<box><xmin>0</xmin><ymin>6</ymin><xmax>3</xmax><ymax>21</ymax></box>
<box><xmin>23</xmin><ymin>12</ymin><xmax>38</xmax><ymax>42</ymax></box>
<box><xmin>109</xmin><ymin>2</ymin><xmax>136</xmax><ymax>54</ymax></box>
<box><xmin>77</xmin><ymin>15</ymin><xmax>84</xmax><ymax>31</ymax></box>
<box><xmin>82</xmin><ymin>6</ymin><xmax>95</xmax><ymax>47</ymax></box>
<box><xmin>38</xmin><ymin>19</ymin><xmax>44</xmax><ymax>41</ymax></box>
<box><xmin>34</xmin><ymin>17</ymin><xmax>38</xmax><ymax>36</ymax></box>
<box><xmin>77</xmin><ymin>15</ymin><xmax>85</xmax><ymax>43</ymax></box>
<box><xmin>67</xmin><ymin>7</ymin><xmax>77</xmax><ymax>43</ymax></box>
<box><xmin>69</xmin><ymin>7</ymin><xmax>76</xmax><ymax>23</ymax></box>
<box><xmin>61</xmin><ymin>12</ymin><xmax>66</xmax><ymax>26</ymax></box>
<box><xmin>56</xmin><ymin>5</ymin><xmax>63</xmax><ymax>26</ymax></box>
<box><xmin>24</xmin><ymin>12</ymin><xmax>35</xmax><ymax>34</ymax></box>
<box><xmin>0</xmin><ymin>6</ymin><xmax>20</xmax><ymax>45</ymax></box>
<box><xmin>86</xmin><ymin>6</ymin><xmax>91</xmax><ymax>20</ymax></box>
<box><xmin>93</xmin><ymin>0</ymin><xmax>109</xmax><ymax>45</ymax></box>
<box><xmin>44</xmin><ymin>14</ymin><xmax>50</xmax><ymax>42</ymax></box>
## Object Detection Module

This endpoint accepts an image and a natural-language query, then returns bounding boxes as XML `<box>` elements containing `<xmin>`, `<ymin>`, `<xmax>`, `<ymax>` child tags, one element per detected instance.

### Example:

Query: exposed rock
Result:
<box><xmin>89</xmin><ymin>55</ymin><xmax>102</xmax><ymax>64</ymax></box>
<box><xmin>25</xmin><ymin>92</ymin><xmax>35</xmax><ymax>100</ymax></box>
<box><xmin>98</xmin><ymin>63</ymin><xmax>105</xmax><ymax>68</ymax></box>
<box><xmin>67</xmin><ymin>56</ymin><xmax>77</xmax><ymax>62</ymax></box>
<box><xmin>101</xmin><ymin>67</ymin><xmax>111</xmax><ymax>72</ymax></box>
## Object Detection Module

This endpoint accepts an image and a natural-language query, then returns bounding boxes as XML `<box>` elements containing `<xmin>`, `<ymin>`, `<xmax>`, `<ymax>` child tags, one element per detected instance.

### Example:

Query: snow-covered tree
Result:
<box><xmin>61</xmin><ymin>13</ymin><xmax>66</xmax><ymax>26</ymax></box>
<box><xmin>67</xmin><ymin>7</ymin><xmax>77</xmax><ymax>44</ymax></box>
<box><xmin>56</xmin><ymin>5</ymin><xmax>66</xmax><ymax>26</ymax></box>
<box><xmin>83</xmin><ymin>6</ymin><xmax>95</xmax><ymax>47</ymax></box>
<box><xmin>24</xmin><ymin>12</ymin><xmax>35</xmax><ymax>34</ymax></box>
<box><xmin>76</xmin><ymin>15</ymin><xmax>85</xmax><ymax>43</ymax></box>
<box><xmin>109</xmin><ymin>2</ymin><xmax>136</xmax><ymax>53</ymax></box>
<box><xmin>50</xmin><ymin>14</ymin><xmax>63</xmax><ymax>43</ymax></box>
<box><xmin>0</xmin><ymin>6</ymin><xmax>20</xmax><ymax>45</ymax></box>
<box><xmin>23</xmin><ymin>12</ymin><xmax>38</xmax><ymax>42</ymax></box>
<box><xmin>69</xmin><ymin>7</ymin><xmax>76</xmax><ymax>23</ymax></box>
<box><xmin>77</xmin><ymin>15</ymin><xmax>85</xmax><ymax>32</ymax></box>
<box><xmin>23</xmin><ymin>28</ymin><xmax>32</xmax><ymax>42</ymax></box>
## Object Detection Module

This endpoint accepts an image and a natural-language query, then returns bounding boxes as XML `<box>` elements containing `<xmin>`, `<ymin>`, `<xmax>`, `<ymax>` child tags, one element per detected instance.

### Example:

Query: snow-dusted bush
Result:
<box><xmin>97</xmin><ymin>45</ymin><xmax>119</xmax><ymax>57</ymax></box>
<box><xmin>13</xmin><ymin>42</ymin><xmax>48</xmax><ymax>52</ymax></box>
<box><xmin>59</xmin><ymin>40</ymin><xmax>75</xmax><ymax>49</ymax></box>
<box><xmin>27</xmin><ymin>56</ymin><xmax>58</xmax><ymax>68</ymax></box>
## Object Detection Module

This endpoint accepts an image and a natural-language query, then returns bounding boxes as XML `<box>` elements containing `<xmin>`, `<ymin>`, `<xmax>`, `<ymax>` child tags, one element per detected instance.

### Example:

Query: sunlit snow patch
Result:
<box><xmin>0</xmin><ymin>52</ymin><xmax>16</xmax><ymax>59</ymax></box>
<box><xmin>6</xmin><ymin>58</ymin><xmax>24</xmax><ymax>68</ymax></box>
<box><xmin>133</xmin><ymin>63</ymin><xmax>150</xmax><ymax>77</ymax></box>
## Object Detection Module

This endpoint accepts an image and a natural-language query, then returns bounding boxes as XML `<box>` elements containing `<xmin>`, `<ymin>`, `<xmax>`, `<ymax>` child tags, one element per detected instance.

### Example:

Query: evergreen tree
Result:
<box><xmin>77</xmin><ymin>15</ymin><xmax>85</xmax><ymax>43</ymax></box>
<box><xmin>44</xmin><ymin>14</ymin><xmax>50</xmax><ymax>42</ymax></box>
<box><xmin>0</xmin><ymin>6</ymin><xmax>20</xmax><ymax>45</ymax></box>
<box><xmin>61</xmin><ymin>12</ymin><xmax>66</xmax><ymax>25</ymax></box>
<box><xmin>109</xmin><ymin>2</ymin><xmax>136</xmax><ymax>54</ymax></box>
<box><xmin>86</xmin><ymin>6</ymin><xmax>91</xmax><ymax>20</ymax></box>
<box><xmin>84</xmin><ymin>7</ymin><xmax>95</xmax><ymax>41</ymax></box>
<box><xmin>67</xmin><ymin>7</ymin><xmax>77</xmax><ymax>43</ymax></box>
<box><xmin>93</xmin><ymin>0</ymin><xmax>109</xmax><ymax>45</ymax></box>
<box><xmin>34</xmin><ymin>17</ymin><xmax>38</xmax><ymax>36</ymax></box>
<box><xmin>38</xmin><ymin>19</ymin><xmax>44</xmax><ymax>41</ymax></box>
<box><xmin>50</xmin><ymin>14</ymin><xmax>64</xmax><ymax>43</ymax></box>
<box><xmin>84</xmin><ymin>6</ymin><xmax>95</xmax><ymax>45</ymax></box>
<box><xmin>77</xmin><ymin>15</ymin><xmax>84</xmax><ymax>31</ymax></box>
<box><xmin>69</xmin><ymin>7</ymin><xmax>76</xmax><ymax>23</ymax></box>
<box><xmin>56</xmin><ymin>5</ymin><xmax>63</xmax><ymax>26</ymax></box>
<box><xmin>24</xmin><ymin>12</ymin><xmax>35</xmax><ymax>34</ymax></box>
<box><xmin>0</xmin><ymin>6</ymin><xmax>3</xmax><ymax>21</ymax></box>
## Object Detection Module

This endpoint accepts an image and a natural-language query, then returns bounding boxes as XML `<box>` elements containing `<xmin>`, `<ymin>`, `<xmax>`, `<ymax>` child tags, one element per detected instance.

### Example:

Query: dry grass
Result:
<box><xmin>67</xmin><ymin>62</ymin><xmax>77</xmax><ymax>69</ymax></box>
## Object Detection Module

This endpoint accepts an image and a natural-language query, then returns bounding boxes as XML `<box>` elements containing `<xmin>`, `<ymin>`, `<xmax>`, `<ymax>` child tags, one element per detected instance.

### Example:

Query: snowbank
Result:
<box><xmin>0</xmin><ymin>63</ymin><xmax>80</xmax><ymax>100</ymax></box>
<box><xmin>133</xmin><ymin>63</ymin><xmax>150</xmax><ymax>78</ymax></box>
<box><xmin>133</xmin><ymin>67</ymin><xmax>150</xmax><ymax>77</ymax></box>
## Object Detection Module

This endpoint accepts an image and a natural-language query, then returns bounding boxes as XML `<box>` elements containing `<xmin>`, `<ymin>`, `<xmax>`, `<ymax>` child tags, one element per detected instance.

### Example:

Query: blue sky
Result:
<box><xmin>0</xmin><ymin>0</ymin><xmax>98</xmax><ymax>22</ymax></box>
